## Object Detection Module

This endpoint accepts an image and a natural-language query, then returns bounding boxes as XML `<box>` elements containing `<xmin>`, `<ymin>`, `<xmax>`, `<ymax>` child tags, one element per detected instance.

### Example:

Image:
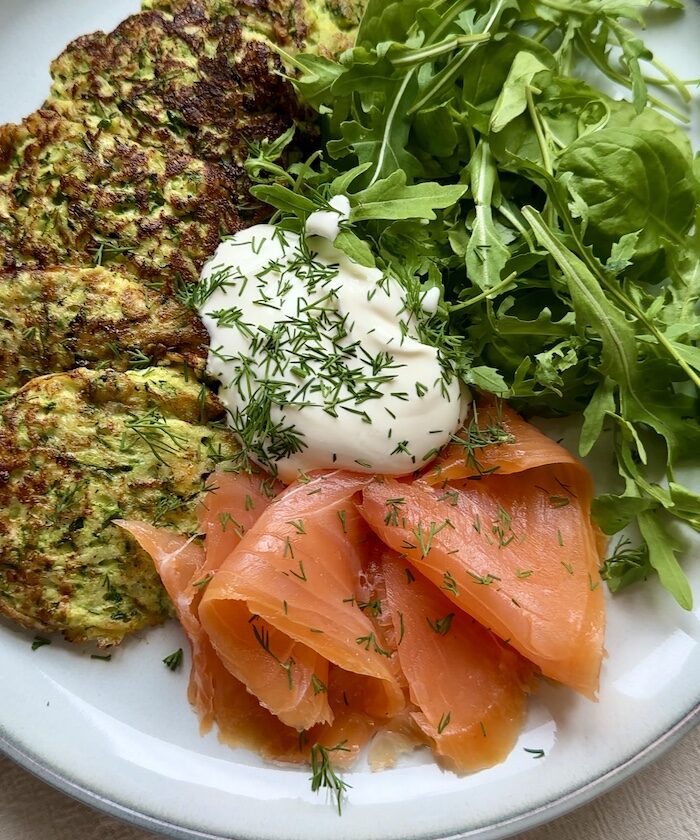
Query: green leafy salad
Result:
<box><xmin>246</xmin><ymin>0</ymin><xmax>700</xmax><ymax>609</ymax></box>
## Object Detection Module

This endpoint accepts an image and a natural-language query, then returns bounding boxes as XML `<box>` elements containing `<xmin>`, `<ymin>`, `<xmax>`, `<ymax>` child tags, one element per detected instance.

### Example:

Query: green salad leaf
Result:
<box><xmin>246</xmin><ymin>0</ymin><xmax>700</xmax><ymax>609</ymax></box>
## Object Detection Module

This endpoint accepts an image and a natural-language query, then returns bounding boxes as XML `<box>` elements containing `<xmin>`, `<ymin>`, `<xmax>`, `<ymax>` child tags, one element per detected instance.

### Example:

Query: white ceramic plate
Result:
<box><xmin>1</xmin><ymin>3</ymin><xmax>699</xmax><ymax>839</ymax></box>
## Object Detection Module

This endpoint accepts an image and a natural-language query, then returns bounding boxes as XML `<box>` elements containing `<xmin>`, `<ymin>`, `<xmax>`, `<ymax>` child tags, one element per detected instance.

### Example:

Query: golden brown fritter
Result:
<box><xmin>0</xmin><ymin>265</ymin><xmax>207</xmax><ymax>400</ymax></box>
<box><xmin>0</xmin><ymin>0</ymin><xmax>365</xmax><ymax>283</ymax></box>
<box><xmin>0</xmin><ymin>367</ymin><xmax>238</xmax><ymax>646</ymax></box>
<box><xmin>140</xmin><ymin>0</ymin><xmax>364</xmax><ymax>55</ymax></box>
<box><xmin>47</xmin><ymin>5</ymin><xmax>314</xmax><ymax>166</ymax></box>
<box><xmin>0</xmin><ymin>108</ymin><xmax>259</xmax><ymax>284</ymax></box>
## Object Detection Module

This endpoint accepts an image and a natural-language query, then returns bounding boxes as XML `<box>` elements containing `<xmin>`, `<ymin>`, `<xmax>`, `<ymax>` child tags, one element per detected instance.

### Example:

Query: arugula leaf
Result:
<box><xmin>356</xmin><ymin>0</ymin><xmax>433</xmax><ymax>47</ymax></box>
<box><xmin>466</xmin><ymin>142</ymin><xmax>511</xmax><ymax>289</ymax></box>
<box><xmin>580</xmin><ymin>378</ymin><xmax>615</xmax><ymax>456</ymax></box>
<box><xmin>489</xmin><ymin>51</ymin><xmax>550</xmax><ymax>133</ymax></box>
<box><xmin>256</xmin><ymin>0</ymin><xmax>699</xmax><ymax>609</ymax></box>
<box><xmin>638</xmin><ymin>512</ymin><xmax>693</xmax><ymax>610</ymax></box>
<box><xmin>591</xmin><ymin>494</ymin><xmax>655</xmax><ymax>535</ymax></box>
<box><xmin>291</xmin><ymin>55</ymin><xmax>346</xmax><ymax>111</ymax></box>
<box><xmin>522</xmin><ymin>207</ymin><xmax>641</xmax><ymax>391</ymax></box>
<box><xmin>333</xmin><ymin>230</ymin><xmax>376</xmax><ymax>267</ymax></box>
<box><xmin>249</xmin><ymin>184</ymin><xmax>319</xmax><ymax>216</ymax></box>
<box><xmin>414</xmin><ymin>105</ymin><xmax>459</xmax><ymax>157</ymax></box>
<box><xmin>668</xmin><ymin>483</ymin><xmax>700</xmax><ymax>530</ymax></box>
<box><xmin>350</xmin><ymin>171</ymin><xmax>468</xmax><ymax>221</ymax></box>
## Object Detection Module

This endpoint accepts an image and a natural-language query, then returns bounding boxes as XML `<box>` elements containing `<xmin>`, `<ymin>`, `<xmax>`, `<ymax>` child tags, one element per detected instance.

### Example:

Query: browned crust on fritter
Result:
<box><xmin>0</xmin><ymin>265</ymin><xmax>209</xmax><ymax>394</ymax></box>
<box><xmin>0</xmin><ymin>367</ymin><xmax>238</xmax><ymax>646</ymax></box>
<box><xmin>0</xmin><ymin>3</ymin><xmax>319</xmax><ymax>282</ymax></box>
<box><xmin>0</xmin><ymin>108</ymin><xmax>261</xmax><ymax>282</ymax></box>
<box><xmin>142</xmin><ymin>0</ymin><xmax>311</xmax><ymax>49</ymax></box>
<box><xmin>47</xmin><ymin>6</ymin><xmax>314</xmax><ymax>166</ymax></box>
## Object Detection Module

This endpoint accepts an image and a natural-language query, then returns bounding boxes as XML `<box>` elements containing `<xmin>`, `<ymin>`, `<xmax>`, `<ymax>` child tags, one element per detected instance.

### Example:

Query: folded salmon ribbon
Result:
<box><xmin>119</xmin><ymin>401</ymin><xmax>605</xmax><ymax>773</ymax></box>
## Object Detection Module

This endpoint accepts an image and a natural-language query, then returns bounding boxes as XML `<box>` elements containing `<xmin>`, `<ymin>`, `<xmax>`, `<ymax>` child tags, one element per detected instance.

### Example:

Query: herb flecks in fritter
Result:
<box><xmin>0</xmin><ymin>109</ymin><xmax>255</xmax><ymax>284</ymax></box>
<box><xmin>0</xmin><ymin>368</ymin><xmax>238</xmax><ymax>646</ymax></box>
<box><xmin>46</xmin><ymin>4</ymin><xmax>315</xmax><ymax>167</ymax></box>
<box><xmin>0</xmin><ymin>1</ymin><xmax>367</xmax><ymax>282</ymax></box>
<box><xmin>140</xmin><ymin>0</ymin><xmax>363</xmax><ymax>56</ymax></box>
<box><xmin>0</xmin><ymin>265</ymin><xmax>207</xmax><ymax>396</ymax></box>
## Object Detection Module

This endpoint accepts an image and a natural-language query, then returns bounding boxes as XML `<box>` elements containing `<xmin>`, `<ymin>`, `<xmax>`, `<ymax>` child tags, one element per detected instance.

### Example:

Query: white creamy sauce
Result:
<box><xmin>304</xmin><ymin>194</ymin><xmax>351</xmax><ymax>241</ymax></box>
<box><xmin>420</xmin><ymin>286</ymin><xmax>441</xmax><ymax>315</ymax></box>
<box><xmin>198</xmin><ymin>211</ymin><xmax>464</xmax><ymax>481</ymax></box>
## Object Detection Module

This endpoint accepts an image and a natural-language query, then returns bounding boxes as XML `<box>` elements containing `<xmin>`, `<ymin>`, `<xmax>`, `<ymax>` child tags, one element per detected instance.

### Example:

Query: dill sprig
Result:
<box><xmin>91</xmin><ymin>235</ymin><xmax>136</xmax><ymax>267</ymax></box>
<box><xmin>50</xmin><ymin>480</ymin><xmax>88</xmax><ymax>526</ymax></box>
<box><xmin>309</xmin><ymin>741</ymin><xmax>352</xmax><ymax>815</ymax></box>
<box><xmin>449</xmin><ymin>403</ymin><xmax>515</xmax><ymax>474</ymax></box>
<box><xmin>427</xmin><ymin>612</ymin><xmax>455</xmax><ymax>635</ymax></box>
<box><xmin>251</xmin><ymin>620</ymin><xmax>295</xmax><ymax>689</ymax></box>
<box><xmin>601</xmin><ymin>536</ymin><xmax>651</xmax><ymax>592</ymax></box>
<box><xmin>355</xmin><ymin>632</ymin><xmax>392</xmax><ymax>657</ymax></box>
<box><xmin>120</xmin><ymin>409</ymin><xmax>188</xmax><ymax>465</ymax></box>
<box><xmin>163</xmin><ymin>648</ymin><xmax>183</xmax><ymax>671</ymax></box>
<box><xmin>176</xmin><ymin>264</ymin><xmax>242</xmax><ymax>310</ymax></box>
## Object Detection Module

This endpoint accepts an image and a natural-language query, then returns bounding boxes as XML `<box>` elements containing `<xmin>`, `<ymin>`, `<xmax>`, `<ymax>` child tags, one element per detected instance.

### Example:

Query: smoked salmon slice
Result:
<box><xmin>381</xmin><ymin>550</ymin><xmax>533</xmax><ymax>772</ymax></box>
<box><xmin>197</xmin><ymin>469</ymin><xmax>283</xmax><ymax>572</ymax></box>
<box><xmin>360</xmin><ymin>464</ymin><xmax>605</xmax><ymax>698</ymax></box>
<box><xmin>423</xmin><ymin>401</ymin><xmax>579</xmax><ymax>484</ymax></box>
<box><xmin>197</xmin><ymin>470</ymin><xmax>332</xmax><ymax>730</ymax></box>
<box><xmin>116</xmin><ymin>521</ymin><xmax>217</xmax><ymax>728</ymax></box>
<box><xmin>199</xmin><ymin>471</ymin><xmax>406</xmax><ymax>721</ymax></box>
<box><xmin>116</xmin><ymin>519</ymin><xmax>316</xmax><ymax>759</ymax></box>
<box><xmin>121</xmin><ymin>473</ymin><xmax>330</xmax><ymax>733</ymax></box>
<box><xmin>120</xmin><ymin>402</ymin><xmax>605</xmax><ymax>778</ymax></box>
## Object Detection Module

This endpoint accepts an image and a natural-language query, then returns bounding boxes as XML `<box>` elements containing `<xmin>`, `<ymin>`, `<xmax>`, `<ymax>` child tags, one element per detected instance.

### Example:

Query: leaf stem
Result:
<box><xmin>449</xmin><ymin>272</ymin><xmax>518</xmax><ymax>313</ymax></box>
<box><xmin>576</xmin><ymin>33</ymin><xmax>689</xmax><ymax>122</ymax></box>
<box><xmin>391</xmin><ymin>33</ymin><xmax>490</xmax><ymax>67</ymax></box>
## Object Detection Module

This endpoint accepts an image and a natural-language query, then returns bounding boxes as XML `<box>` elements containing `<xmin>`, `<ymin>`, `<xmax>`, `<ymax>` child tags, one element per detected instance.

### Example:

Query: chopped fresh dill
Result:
<box><xmin>442</xmin><ymin>570</ymin><xmax>459</xmax><ymax>595</ymax></box>
<box><xmin>448</xmin><ymin>404</ymin><xmax>515</xmax><ymax>474</ymax></box>
<box><xmin>437</xmin><ymin>711</ymin><xmax>451</xmax><ymax>734</ymax></box>
<box><xmin>309</xmin><ymin>742</ymin><xmax>352</xmax><ymax>815</ymax></box>
<box><xmin>355</xmin><ymin>632</ymin><xmax>392</xmax><ymax>657</ymax></box>
<box><xmin>398</xmin><ymin>611</ymin><xmax>406</xmax><ymax>644</ymax></box>
<box><xmin>251</xmin><ymin>621</ymin><xmax>295</xmax><ymax>689</ymax></box>
<box><xmin>311</xmin><ymin>674</ymin><xmax>328</xmax><ymax>695</ymax></box>
<box><xmin>192</xmin><ymin>573</ymin><xmax>214</xmax><ymax>590</ymax></box>
<box><xmin>120</xmin><ymin>409</ymin><xmax>188</xmax><ymax>466</ymax></box>
<box><xmin>427</xmin><ymin>612</ymin><xmax>455</xmax><ymax>635</ymax></box>
<box><xmin>163</xmin><ymin>648</ymin><xmax>183</xmax><ymax>671</ymax></box>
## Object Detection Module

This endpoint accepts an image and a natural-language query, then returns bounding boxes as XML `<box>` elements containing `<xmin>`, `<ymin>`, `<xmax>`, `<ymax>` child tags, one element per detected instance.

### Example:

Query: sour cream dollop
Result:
<box><xmin>198</xmin><ymin>212</ymin><xmax>465</xmax><ymax>481</ymax></box>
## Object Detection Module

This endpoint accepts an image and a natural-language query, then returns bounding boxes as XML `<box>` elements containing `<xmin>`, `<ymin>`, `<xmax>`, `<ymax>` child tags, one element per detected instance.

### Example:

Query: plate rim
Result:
<box><xmin>2</xmin><ymin>698</ymin><xmax>699</xmax><ymax>840</ymax></box>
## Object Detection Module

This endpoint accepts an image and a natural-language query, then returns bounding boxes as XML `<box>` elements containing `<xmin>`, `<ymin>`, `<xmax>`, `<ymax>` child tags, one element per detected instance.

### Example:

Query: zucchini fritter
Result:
<box><xmin>0</xmin><ymin>367</ymin><xmax>238</xmax><ymax>646</ymax></box>
<box><xmin>0</xmin><ymin>109</ymin><xmax>254</xmax><ymax>283</ymax></box>
<box><xmin>0</xmin><ymin>265</ymin><xmax>207</xmax><ymax>398</ymax></box>
<box><xmin>0</xmin><ymin>0</ymin><xmax>365</xmax><ymax>289</ymax></box>
<box><xmin>139</xmin><ymin>0</ymin><xmax>364</xmax><ymax>54</ymax></box>
<box><xmin>47</xmin><ymin>5</ymin><xmax>313</xmax><ymax>167</ymax></box>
